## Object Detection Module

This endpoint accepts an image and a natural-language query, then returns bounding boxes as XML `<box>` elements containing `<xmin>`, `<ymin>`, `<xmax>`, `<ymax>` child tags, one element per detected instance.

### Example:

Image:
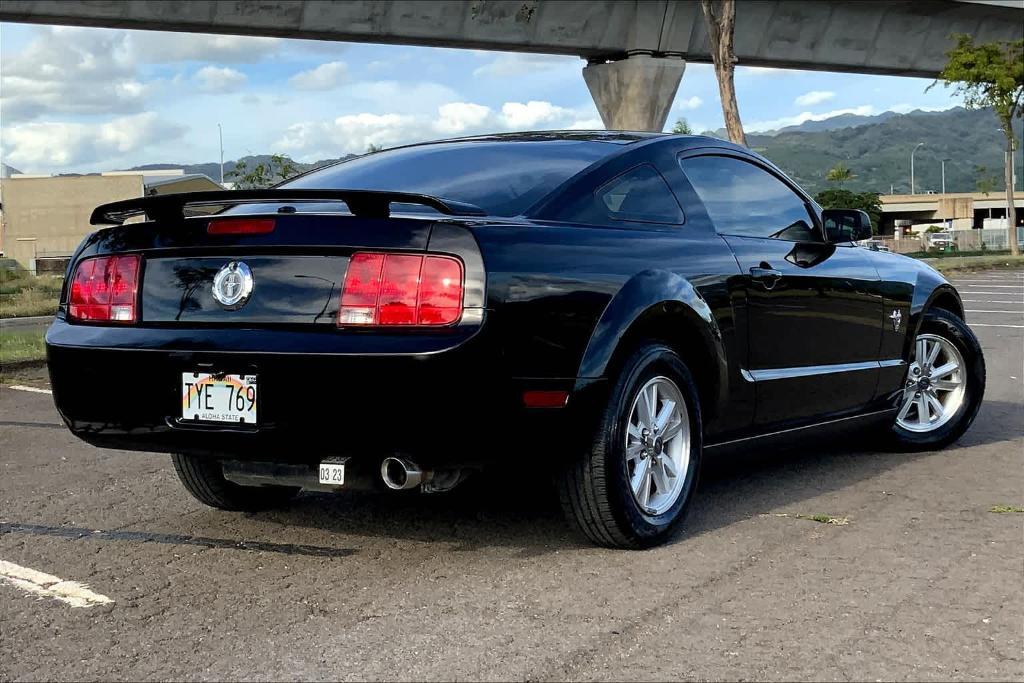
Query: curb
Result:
<box><xmin>0</xmin><ymin>359</ymin><xmax>48</xmax><ymax>372</ymax></box>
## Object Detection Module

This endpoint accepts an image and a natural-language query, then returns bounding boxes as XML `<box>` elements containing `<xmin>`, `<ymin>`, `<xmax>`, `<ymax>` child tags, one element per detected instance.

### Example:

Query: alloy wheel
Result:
<box><xmin>896</xmin><ymin>333</ymin><xmax>967</xmax><ymax>433</ymax></box>
<box><xmin>625</xmin><ymin>376</ymin><xmax>691</xmax><ymax>516</ymax></box>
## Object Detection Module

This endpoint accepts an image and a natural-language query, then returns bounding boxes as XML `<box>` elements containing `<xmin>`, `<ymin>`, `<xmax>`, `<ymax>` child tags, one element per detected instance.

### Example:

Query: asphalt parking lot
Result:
<box><xmin>1</xmin><ymin>269</ymin><xmax>1021</xmax><ymax>682</ymax></box>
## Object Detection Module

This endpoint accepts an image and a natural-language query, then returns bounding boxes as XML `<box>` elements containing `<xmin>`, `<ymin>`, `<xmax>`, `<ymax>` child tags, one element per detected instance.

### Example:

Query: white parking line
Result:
<box><xmin>951</xmin><ymin>291</ymin><xmax>1024</xmax><ymax>295</ymax></box>
<box><xmin>0</xmin><ymin>559</ymin><xmax>113</xmax><ymax>608</ymax></box>
<box><xmin>961</xmin><ymin>300</ymin><xmax>1023</xmax><ymax>304</ymax></box>
<box><xmin>969</xmin><ymin>323</ymin><xmax>1024</xmax><ymax>329</ymax></box>
<box><xmin>6</xmin><ymin>385</ymin><xmax>52</xmax><ymax>395</ymax></box>
<box><xmin>964</xmin><ymin>310</ymin><xmax>1024</xmax><ymax>314</ymax></box>
<box><xmin>955</xmin><ymin>284</ymin><xmax>1024</xmax><ymax>288</ymax></box>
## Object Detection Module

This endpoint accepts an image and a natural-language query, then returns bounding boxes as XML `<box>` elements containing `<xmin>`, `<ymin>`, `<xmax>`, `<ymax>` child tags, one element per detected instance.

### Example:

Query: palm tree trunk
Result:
<box><xmin>1006</xmin><ymin>134</ymin><xmax>1020</xmax><ymax>256</ymax></box>
<box><xmin>701</xmin><ymin>0</ymin><xmax>747</xmax><ymax>147</ymax></box>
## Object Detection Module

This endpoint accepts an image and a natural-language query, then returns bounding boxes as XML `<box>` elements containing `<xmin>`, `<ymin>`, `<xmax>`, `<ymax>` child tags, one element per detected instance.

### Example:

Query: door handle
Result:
<box><xmin>749</xmin><ymin>264</ymin><xmax>782</xmax><ymax>289</ymax></box>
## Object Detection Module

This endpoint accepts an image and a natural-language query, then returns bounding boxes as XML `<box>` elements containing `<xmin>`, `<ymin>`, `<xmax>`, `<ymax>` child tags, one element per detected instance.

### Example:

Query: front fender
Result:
<box><xmin>905</xmin><ymin>263</ymin><xmax>963</xmax><ymax>358</ymax></box>
<box><xmin>576</xmin><ymin>270</ymin><xmax>728</xmax><ymax>408</ymax></box>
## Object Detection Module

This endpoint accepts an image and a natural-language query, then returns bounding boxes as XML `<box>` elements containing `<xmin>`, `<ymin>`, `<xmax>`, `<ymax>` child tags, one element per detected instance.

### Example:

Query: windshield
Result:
<box><xmin>279</xmin><ymin>140</ymin><xmax>613</xmax><ymax>217</ymax></box>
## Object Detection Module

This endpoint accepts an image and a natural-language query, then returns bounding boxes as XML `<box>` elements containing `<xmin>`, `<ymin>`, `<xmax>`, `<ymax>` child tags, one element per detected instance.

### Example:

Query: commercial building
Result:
<box><xmin>0</xmin><ymin>170</ymin><xmax>221</xmax><ymax>272</ymax></box>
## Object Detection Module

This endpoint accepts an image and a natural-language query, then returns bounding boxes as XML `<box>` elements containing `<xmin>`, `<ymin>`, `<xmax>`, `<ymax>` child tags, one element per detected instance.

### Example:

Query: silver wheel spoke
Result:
<box><xmin>897</xmin><ymin>391</ymin><xmax>916</xmax><ymax>421</ymax></box>
<box><xmin>625</xmin><ymin>443</ymin><xmax>644</xmax><ymax>461</ymax></box>
<box><xmin>654</xmin><ymin>400</ymin><xmax>676</xmax><ymax>432</ymax></box>
<box><xmin>932</xmin><ymin>379</ymin><xmax>961</xmax><ymax>392</ymax></box>
<box><xmin>931</xmin><ymin>361</ymin><xmax>959</xmax><ymax>380</ymax></box>
<box><xmin>925</xmin><ymin>391</ymin><xmax>945</xmax><ymax>419</ymax></box>
<box><xmin>637</xmin><ymin>466</ymin><xmax>652</xmax><ymax>508</ymax></box>
<box><xmin>630</xmin><ymin>457</ymin><xmax>650</xmax><ymax>495</ymax></box>
<box><xmin>650</xmin><ymin>459</ymin><xmax>670</xmax><ymax>495</ymax></box>
<box><xmin>627</xmin><ymin>422</ymin><xmax>643</xmax><ymax>440</ymax></box>
<box><xmin>917</xmin><ymin>392</ymin><xmax>930</xmax><ymax>425</ymax></box>
<box><xmin>916</xmin><ymin>337</ymin><xmax>927</xmax><ymax>364</ymax></box>
<box><xmin>925</xmin><ymin>339</ymin><xmax>941</xmax><ymax>367</ymax></box>
<box><xmin>637</xmin><ymin>387</ymin><xmax>654</xmax><ymax>429</ymax></box>
<box><xmin>660</xmin><ymin>455</ymin><xmax>679</xmax><ymax>478</ymax></box>
<box><xmin>661</xmin><ymin>418</ymin><xmax>684</xmax><ymax>440</ymax></box>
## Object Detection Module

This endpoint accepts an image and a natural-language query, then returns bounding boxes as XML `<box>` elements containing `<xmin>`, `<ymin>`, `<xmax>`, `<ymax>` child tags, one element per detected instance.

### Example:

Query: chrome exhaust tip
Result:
<box><xmin>380</xmin><ymin>457</ymin><xmax>424</xmax><ymax>490</ymax></box>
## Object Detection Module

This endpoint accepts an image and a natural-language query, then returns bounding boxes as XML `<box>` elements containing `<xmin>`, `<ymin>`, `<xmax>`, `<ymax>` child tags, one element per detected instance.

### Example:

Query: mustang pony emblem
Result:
<box><xmin>212</xmin><ymin>261</ymin><xmax>254</xmax><ymax>310</ymax></box>
<box><xmin>889</xmin><ymin>309</ymin><xmax>902</xmax><ymax>332</ymax></box>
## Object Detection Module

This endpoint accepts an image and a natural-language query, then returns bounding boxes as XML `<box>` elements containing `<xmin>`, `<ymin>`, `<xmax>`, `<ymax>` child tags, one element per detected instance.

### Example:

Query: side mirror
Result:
<box><xmin>822</xmin><ymin>209</ymin><xmax>872</xmax><ymax>243</ymax></box>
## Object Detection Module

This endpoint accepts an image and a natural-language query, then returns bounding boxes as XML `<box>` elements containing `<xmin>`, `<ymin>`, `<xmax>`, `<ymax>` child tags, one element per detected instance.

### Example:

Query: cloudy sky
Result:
<box><xmin>0</xmin><ymin>22</ymin><xmax>962</xmax><ymax>174</ymax></box>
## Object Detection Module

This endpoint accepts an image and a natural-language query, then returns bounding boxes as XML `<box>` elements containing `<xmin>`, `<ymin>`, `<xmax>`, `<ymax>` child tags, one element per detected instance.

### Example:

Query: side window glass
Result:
<box><xmin>595</xmin><ymin>165</ymin><xmax>684</xmax><ymax>225</ymax></box>
<box><xmin>552</xmin><ymin>164</ymin><xmax>684</xmax><ymax>227</ymax></box>
<box><xmin>679</xmin><ymin>155</ymin><xmax>819</xmax><ymax>241</ymax></box>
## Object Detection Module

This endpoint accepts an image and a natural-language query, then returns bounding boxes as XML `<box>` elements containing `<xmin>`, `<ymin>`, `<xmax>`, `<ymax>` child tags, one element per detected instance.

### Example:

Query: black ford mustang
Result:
<box><xmin>47</xmin><ymin>132</ymin><xmax>985</xmax><ymax>548</ymax></box>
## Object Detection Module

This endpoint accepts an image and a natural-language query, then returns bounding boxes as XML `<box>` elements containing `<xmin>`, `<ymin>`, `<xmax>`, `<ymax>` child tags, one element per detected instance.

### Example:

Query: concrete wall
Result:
<box><xmin>0</xmin><ymin>175</ymin><xmax>143</xmax><ymax>270</ymax></box>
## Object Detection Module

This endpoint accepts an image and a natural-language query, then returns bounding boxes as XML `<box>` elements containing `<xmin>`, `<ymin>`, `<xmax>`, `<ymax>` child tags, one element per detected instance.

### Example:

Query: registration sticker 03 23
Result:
<box><xmin>181</xmin><ymin>373</ymin><xmax>257</xmax><ymax>424</ymax></box>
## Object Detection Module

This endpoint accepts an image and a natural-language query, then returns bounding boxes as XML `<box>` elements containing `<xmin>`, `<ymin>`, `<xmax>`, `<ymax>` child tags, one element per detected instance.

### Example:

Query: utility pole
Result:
<box><xmin>910</xmin><ymin>142</ymin><xmax>924</xmax><ymax>195</ymax></box>
<box><xmin>218</xmin><ymin>123</ymin><xmax>225</xmax><ymax>186</ymax></box>
<box><xmin>941</xmin><ymin>158</ymin><xmax>949</xmax><ymax>195</ymax></box>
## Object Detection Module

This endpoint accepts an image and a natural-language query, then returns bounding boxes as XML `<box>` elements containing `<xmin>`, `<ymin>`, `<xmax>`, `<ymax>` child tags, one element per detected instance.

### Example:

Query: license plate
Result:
<box><xmin>181</xmin><ymin>373</ymin><xmax>257</xmax><ymax>424</ymax></box>
<box><xmin>318</xmin><ymin>460</ymin><xmax>346</xmax><ymax>486</ymax></box>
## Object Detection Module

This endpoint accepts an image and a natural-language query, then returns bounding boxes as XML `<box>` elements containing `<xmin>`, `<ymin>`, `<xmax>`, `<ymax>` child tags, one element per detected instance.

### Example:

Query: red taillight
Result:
<box><xmin>207</xmin><ymin>217</ymin><xmax>276</xmax><ymax>235</ymax></box>
<box><xmin>338</xmin><ymin>253</ymin><xmax>463</xmax><ymax>327</ymax></box>
<box><xmin>68</xmin><ymin>254</ymin><xmax>140</xmax><ymax>323</ymax></box>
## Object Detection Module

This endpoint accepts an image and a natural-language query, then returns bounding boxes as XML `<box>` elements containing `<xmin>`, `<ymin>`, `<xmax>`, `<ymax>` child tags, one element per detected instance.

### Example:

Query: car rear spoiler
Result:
<box><xmin>90</xmin><ymin>189</ymin><xmax>488</xmax><ymax>225</ymax></box>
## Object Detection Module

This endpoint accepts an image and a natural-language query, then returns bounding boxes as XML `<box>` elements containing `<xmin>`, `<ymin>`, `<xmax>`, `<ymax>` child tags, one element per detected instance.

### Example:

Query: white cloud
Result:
<box><xmin>675</xmin><ymin>95</ymin><xmax>703</xmax><ymax>110</ymax></box>
<box><xmin>794</xmin><ymin>90</ymin><xmax>835</xmax><ymax>107</ymax></box>
<box><xmin>1</xmin><ymin>113</ymin><xmax>186</xmax><ymax>167</ymax></box>
<box><xmin>746</xmin><ymin>105</ymin><xmax>878</xmax><ymax>133</ymax></box>
<box><xmin>435</xmin><ymin>103</ymin><xmax>492</xmax><ymax>134</ymax></box>
<box><xmin>473</xmin><ymin>53</ymin><xmax>579</xmax><ymax>78</ymax></box>
<box><xmin>195</xmin><ymin>66</ymin><xmax>247</xmax><ymax>93</ymax></box>
<box><xmin>499</xmin><ymin>101</ymin><xmax>574</xmax><ymax>128</ymax></box>
<box><xmin>289</xmin><ymin>61</ymin><xmax>349</xmax><ymax>91</ymax></box>
<box><xmin>274</xmin><ymin>100</ymin><xmax>598</xmax><ymax>159</ymax></box>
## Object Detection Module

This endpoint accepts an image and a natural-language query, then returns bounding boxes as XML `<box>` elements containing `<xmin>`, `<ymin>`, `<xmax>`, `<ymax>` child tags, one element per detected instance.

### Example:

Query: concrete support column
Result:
<box><xmin>582</xmin><ymin>55</ymin><xmax>686</xmax><ymax>132</ymax></box>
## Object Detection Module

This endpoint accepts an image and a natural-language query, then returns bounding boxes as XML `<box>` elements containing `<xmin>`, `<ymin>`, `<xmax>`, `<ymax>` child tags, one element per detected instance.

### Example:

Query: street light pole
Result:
<box><xmin>911</xmin><ymin>142</ymin><xmax>924</xmax><ymax>194</ymax></box>
<box><xmin>941</xmin><ymin>158</ymin><xmax>948</xmax><ymax>195</ymax></box>
<box><xmin>218</xmin><ymin>123</ymin><xmax>224</xmax><ymax>186</ymax></box>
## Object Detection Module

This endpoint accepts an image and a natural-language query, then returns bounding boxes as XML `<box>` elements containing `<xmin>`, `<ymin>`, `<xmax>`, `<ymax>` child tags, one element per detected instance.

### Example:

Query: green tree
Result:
<box><xmin>365</xmin><ymin>143</ymin><xmax>383</xmax><ymax>154</ymax></box>
<box><xmin>228</xmin><ymin>154</ymin><xmax>299</xmax><ymax>189</ymax></box>
<box><xmin>931</xmin><ymin>34</ymin><xmax>1023</xmax><ymax>255</ymax></box>
<box><xmin>975</xmin><ymin>165</ymin><xmax>999</xmax><ymax>195</ymax></box>
<box><xmin>671</xmin><ymin>117</ymin><xmax>693</xmax><ymax>135</ymax></box>
<box><xmin>815</xmin><ymin>188</ymin><xmax>883</xmax><ymax>234</ymax></box>
<box><xmin>825</xmin><ymin>163</ymin><xmax>856</xmax><ymax>187</ymax></box>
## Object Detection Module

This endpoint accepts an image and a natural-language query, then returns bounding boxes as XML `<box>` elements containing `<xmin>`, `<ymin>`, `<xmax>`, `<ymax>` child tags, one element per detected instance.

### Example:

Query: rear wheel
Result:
<box><xmin>171</xmin><ymin>454</ymin><xmax>300</xmax><ymax>511</ymax></box>
<box><xmin>889</xmin><ymin>308</ymin><xmax>985</xmax><ymax>450</ymax></box>
<box><xmin>558</xmin><ymin>343</ymin><xmax>702</xmax><ymax>549</ymax></box>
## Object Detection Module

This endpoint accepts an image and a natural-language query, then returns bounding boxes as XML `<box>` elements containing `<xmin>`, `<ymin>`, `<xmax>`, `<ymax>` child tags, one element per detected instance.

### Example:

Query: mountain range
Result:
<box><xmin>126</xmin><ymin>106</ymin><xmax>1021</xmax><ymax>198</ymax></box>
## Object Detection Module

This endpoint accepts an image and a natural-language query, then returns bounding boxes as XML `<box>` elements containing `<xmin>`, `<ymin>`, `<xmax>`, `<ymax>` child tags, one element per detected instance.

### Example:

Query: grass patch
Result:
<box><xmin>989</xmin><ymin>505</ymin><xmax>1024</xmax><ymax>514</ymax></box>
<box><xmin>925</xmin><ymin>254</ymin><xmax>1024</xmax><ymax>274</ymax></box>
<box><xmin>0</xmin><ymin>330</ymin><xmax>46</xmax><ymax>365</ymax></box>
<box><xmin>0</xmin><ymin>271</ymin><xmax>62</xmax><ymax>318</ymax></box>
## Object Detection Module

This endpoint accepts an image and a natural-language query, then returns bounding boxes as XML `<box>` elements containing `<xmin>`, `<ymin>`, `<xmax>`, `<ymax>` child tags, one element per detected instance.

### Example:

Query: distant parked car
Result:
<box><xmin>46</xmin><ymin>132</ymin><xmax>986</xmax><ymax>548</ymax></box>
<box><xmin>928</xmin><ymin>232</ymin><xmax>955</xmax><ymax>249</ymax></box>
<box><xmin>858</xmin><ymin>239</ymin><xmax>891</xmax><ymax>252</ymax></box>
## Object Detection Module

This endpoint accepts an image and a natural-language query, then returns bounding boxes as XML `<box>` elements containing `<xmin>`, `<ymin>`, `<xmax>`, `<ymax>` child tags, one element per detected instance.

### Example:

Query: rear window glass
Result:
<box><xmin>279</xmin><ymin>140</ymin><xmax>612</xmax><ymax>217</ymax></box>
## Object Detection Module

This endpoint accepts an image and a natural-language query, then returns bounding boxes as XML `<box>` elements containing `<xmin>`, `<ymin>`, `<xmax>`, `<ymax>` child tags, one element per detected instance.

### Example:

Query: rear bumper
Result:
<box><xmin>46</xmin><ymin>317</ymin><xmax>595</xmax><ymax>466</ymax></box>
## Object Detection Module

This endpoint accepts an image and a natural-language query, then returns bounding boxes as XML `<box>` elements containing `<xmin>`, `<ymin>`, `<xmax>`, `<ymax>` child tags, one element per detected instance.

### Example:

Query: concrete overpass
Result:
<box><xmin>2</xmin><ymin>0</ymin><xmax>1021</xmax><ymax>131</ymax></box>
<box><xmin>881</xmin><ymin>191</ymin><xmax>1024</xmax><ymax>232</ymax></box>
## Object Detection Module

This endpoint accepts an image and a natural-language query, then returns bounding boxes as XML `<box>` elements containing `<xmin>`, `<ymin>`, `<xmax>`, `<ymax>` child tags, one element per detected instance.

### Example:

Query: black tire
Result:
<box><xmin>171</xmin><ymin>454</ymin><xmax>300</xmax><ymax>511</ymax></box>
<box><xmin>558</xmin><ymin>343</ymin><xmax>703</xmax><ymax>549</ymax></box>
<box><xmin>888</xmin><ymin>307</ymin><xmax>985</xmax><ymax>450</ymax></box>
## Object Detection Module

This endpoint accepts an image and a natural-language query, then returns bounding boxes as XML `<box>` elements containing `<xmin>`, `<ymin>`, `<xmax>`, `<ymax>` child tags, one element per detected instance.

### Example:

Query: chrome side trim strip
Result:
<box><xmin>741</xmin><ymin>359</ymin><xmax>905</xmax><ymax>382</ymax></box>
<box><xmin>705</xmin><ymin>408</ymin><xmax>898</xmax><ymax>449</ymax></box>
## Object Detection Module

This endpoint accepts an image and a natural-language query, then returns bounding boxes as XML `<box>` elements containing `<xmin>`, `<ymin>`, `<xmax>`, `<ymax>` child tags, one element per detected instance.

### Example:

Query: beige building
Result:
<box><xmin>0</xmin><ymin>170</ymin><xmax>221</xmax><ymax>271</ymax></box>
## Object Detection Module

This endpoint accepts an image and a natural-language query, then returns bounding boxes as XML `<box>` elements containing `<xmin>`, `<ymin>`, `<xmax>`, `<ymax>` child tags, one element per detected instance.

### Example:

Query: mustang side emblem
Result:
<box><xmin>889</xmin><ymin>309</ymin><xmax>902</xmax><ymax>332</ymax></box>
<box><xmin>212</xmin><ymin>261</ymin><xmax>254</xmax><ymax>310</ymax></box>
